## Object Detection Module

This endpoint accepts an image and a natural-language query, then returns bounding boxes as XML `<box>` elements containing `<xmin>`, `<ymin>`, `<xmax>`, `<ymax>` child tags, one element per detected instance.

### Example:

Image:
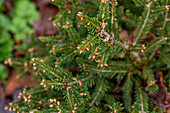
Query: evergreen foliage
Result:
<box><xmin>6</xmin><ymin>0</ymin><xmax>169</xmax><ymax>112</ymax></box>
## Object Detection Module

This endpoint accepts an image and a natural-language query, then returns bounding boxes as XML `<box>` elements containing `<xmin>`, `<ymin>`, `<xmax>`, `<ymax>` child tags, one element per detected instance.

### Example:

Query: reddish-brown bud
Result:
<box><xmin>96</xmin><ymin>60</ymin><xmax>101</xmax><ymax>63</ymax></box>
<box><xmin>86</xmin><ymin>47</ymin><xmax>89</xmax><ymax>51</ymax></box>
<box><xmin>79</xmin><ymin>50</ymin><xmax>83</xmax><ymax>54</ymax></box>
<box><xmin>82</xmin><ymin>41</ymin><xmax>85</xmax><ymax>44</ymax></box>
<box><xmin>87</xmin><ymin>22</ymin><xmax>90</xmax><ymax>25</ymax></box>
<box><xmin>80</xmin><ymin>17</ymin><xmax>84</xmax><ymax>20</ymax></box>
<box><xmin>95</xmin><ymin>53</ymin><xmax>98</xmax><ymax>55</ymax></box>
<box><xmin>77</xmin><ymin>46</ymin><xmax>81</xmax><ymax>49</ymax></box>
<box><xmin>104</xmin><ymin>63</ymin><xmax>108</xmax><ymax>67</ymax></box>
<box><xmin>77</xmin><ymin>12</ymin><xmax>82</xmax><ymax>18</ymax></box>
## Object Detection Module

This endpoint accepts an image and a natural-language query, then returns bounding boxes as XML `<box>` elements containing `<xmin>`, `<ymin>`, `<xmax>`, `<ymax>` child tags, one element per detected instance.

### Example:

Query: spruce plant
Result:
<box><xmin>6</xmin><ymin>0</ymin><xmax>170</xmax><ymax>112</ymax></box>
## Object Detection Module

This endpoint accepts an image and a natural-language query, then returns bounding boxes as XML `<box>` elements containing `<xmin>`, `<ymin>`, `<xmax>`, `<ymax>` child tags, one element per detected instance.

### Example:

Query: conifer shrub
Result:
<box><xmin>6</xmin><ymin>0</ymin><xmax>169</xmax><ymax>112</ymax></box>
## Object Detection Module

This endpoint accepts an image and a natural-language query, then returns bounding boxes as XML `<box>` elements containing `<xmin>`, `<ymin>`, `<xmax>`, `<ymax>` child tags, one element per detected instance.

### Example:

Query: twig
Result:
<box><xmin>101</xmin><ymin>23</ymin><xmax>141</xmax><ymax>62</ymax></box>
<box><xmin>68</xmin><ymin>75</ymin><xmax>93</xmax><ymax>86</ymax></box>
<box><xmin>89</xmin><ymin>68</ymin><xmax>127</xmax><ymax>73</ymax></box>
<box><xmin>90</xmin><ymin>78</ymin><xmax>104</xmax><ymax>105</ymax></box>
<box><xmin>145</xmin><ymin>38</ymin><xmax>164</xmax><ymax>52</ymax></box>
<box><xmin>163</xmin><ymin>0</ymin><xmax>169</xmax><ymax>29</ymax></box>
<box><xmin>101</xmin><ymin>23</ymin><xmax>129</xmax><ymax>50</ymax></box>
<box><xmin>148</xmin><ymin>47</ymin><xmax>158</xmax><ymax>61</ymax></box>
<box><xmin>66</xmin><ymin>87</ymin><xmax>73</xmax><ymax>110</ymax></box>
<box><xmin>157</xmin><ymin>51</ymin><xmax>170</xmax><ymax>63</ymax></box>
<box><xmin>112</xmin><ymin>79</ymin><xmax>121</xmax><ymax>92</ymax></box>
<box><xmin>139</xmin><ymin>88</ymin><xmax>144</xmax><ymax>112</ymax></box>
<box><xmin>133</xmin><ymin>2</ymin><xmax>152</xmax><ymax>46</ymax></box>
<box><xmin>130</xmin><ymin>52</ymin><xmax>141</xmax><ymax>62</ymax></box>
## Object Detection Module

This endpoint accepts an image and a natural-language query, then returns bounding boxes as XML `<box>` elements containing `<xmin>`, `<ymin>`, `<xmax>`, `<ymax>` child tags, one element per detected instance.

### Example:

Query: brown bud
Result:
<box><xmin>44</xmin><ymin>85</ymin><xmax>47</xmax><ymax>88</ymax></box>
<box><xmin>50</xmin><ymin>99</ymin><xmax>53</xmax><ymax>103</ymax></box>
<box><xmin>4</xmin><ymin>106</ymin><xmax>8</xmax><ymax>110</ymax></box>
<box><xmin>86</xmin><ymin>47</ymin><xmax>89</xmax><ymax>51</ymax></box>
<box><xmin>43</xmin><ymin>70</ymin><xmax>46</xmax><ymax>72</ymax></box>
<box><xmin>33</xmin><ymin>67</ymin><xmax>37</xmax><ymax>70</ymax></box>
<box><xmin>87</xmin><ymin>22</ymin><xmax>90</xmax><ymax>25</ymax></box>
<box><xmin>79</xmin><ymin>50</ymin><xmax>83</xmax><ymax>54</ymax></box>
<box><xmin>28</xmin><ymin>99</ymin><xmax>31</xmax><ymax>103</ymax></box>
<box><xmin>96</xmin><ymin>60</ymin><xmax>101</xmax><ymax>63</ymax></box>
<box><xmin>9</xmin><ymin>108</ymin><xmax>12</xmax><ymax>111</ymax></box>
<box><xmin>101</xmin><ymin>0</ymin><xmax>105</xmax><ymax>3</ymax></box>
<box><xmin>80</xmin><ymin>17</ymin><xmax>84</xmax><ymax>20</ymax></box>
<box><xmin>80</xmin><ymin>93</ymin><xmax>84</xmax><ymax>96</ymax></box>
<box><xmin>77</xmin><ymin>46</ymin><xmax>81</xmax><ymax>49</ymax></box>
<box><xmin>95</xmin><ymin>53</ymin><xmax>98</xmax><ymax>55</ymax></box>
<box><xmin>79</xmin><ymin>81</ymin><xmax>82</xmax><ymax>86</ymax></box>
<box><xmin>49</xmin><ymin>104</ymin><xmax>53</xmax><ymax>108</ymax></box>
<box><xmin>104</xmin><ymin>63</ymin><xmax>108</xmax><ymax>67</ymax></box>
<box><xmin>9</xmin><ymin>103</ymin><xmax>12</xmax><ymax>106</ymax></box>
<box><xmin>28</xmin><ymin>95</ymin><xmax>31</xmax><ymax>99</ymax></box>
<box><xmin>82</xmin><ymin>41</ymin><xmax>85</xmax><ymax>44</ymax></box>
<box><xmin>77</xmin><ymin>12</ymin><xmax>82</xmax><ymax>18</ymax></box>
<box><xmin>33</xmin><ymin>63</ymin><xmax>36</xmax><ymax>66</ymax></box>
<box><xmin>54</xmin><ymin>99</ymin><xmax>56</xmax><ymax>102</ymax></box>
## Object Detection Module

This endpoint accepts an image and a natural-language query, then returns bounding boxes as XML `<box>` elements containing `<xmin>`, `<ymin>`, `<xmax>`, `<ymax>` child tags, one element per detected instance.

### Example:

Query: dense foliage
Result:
<box><xmin>6</xmin><ymin>0</ymin><xmax>169</xmax><ymax>112</ymax></box>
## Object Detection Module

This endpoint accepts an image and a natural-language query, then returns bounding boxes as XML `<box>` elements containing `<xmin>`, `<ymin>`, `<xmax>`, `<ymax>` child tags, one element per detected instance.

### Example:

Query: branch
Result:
<box><xmin>133</xmin><ymin>2</ymin><xmax>152</xmax><ymax>46</ymax></box>
<box><xmin>139</xmin><ymin>88</ymin><xmax>144</xmax><ymax>112</ymax></box>
<box><xmin>130</xmin><ymin>52</ymin><xmax>141</xmax><ymax>62</ymax></box>
<box><xmin>68</xmin><ymin>75</ymin><xmax>93</xmax><ymax>86</ymax></box>
<box><xmin>90</xmin><ymin>78</ymin><xmax>104</xmax><ymax>105</ymax></box>
<box><xmin>145</xmin><ymin>38</ymin><xmax>165</xmax><ymax>53</ymax></box>
<box><xmin>148</xmin><ymin>47</ymin><xmax>158</xmax><ymax>61</ymax></box>
<box><xmin>101</xmin><ymin>23</ymin><xmax>142</xmax><ymax>62</ymax></box>
<box><xmin>101</xmin><ymin>23</ymin><xmax>129</xmax><ymax>50</ymax></box>
<box><xmin>66</xmin><ymin>87</ymin><xmax>73</xmax><ymax>110</ymax></box>
<box><xmin>163</xmin><ymin>0</ymin><xmax>169</xmax><ymax>29</ymax></box>
<box><xmin>88</xmin><ymin>68</ymin><xmax>127</xmax><ymax>73</ymax></box>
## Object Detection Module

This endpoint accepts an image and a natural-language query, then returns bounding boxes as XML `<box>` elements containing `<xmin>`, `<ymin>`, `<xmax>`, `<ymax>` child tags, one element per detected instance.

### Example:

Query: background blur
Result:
<box><xmin>0</xmin><ymin>0</ymin><xmax>59</xmax><ymax>112</ymax></box>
